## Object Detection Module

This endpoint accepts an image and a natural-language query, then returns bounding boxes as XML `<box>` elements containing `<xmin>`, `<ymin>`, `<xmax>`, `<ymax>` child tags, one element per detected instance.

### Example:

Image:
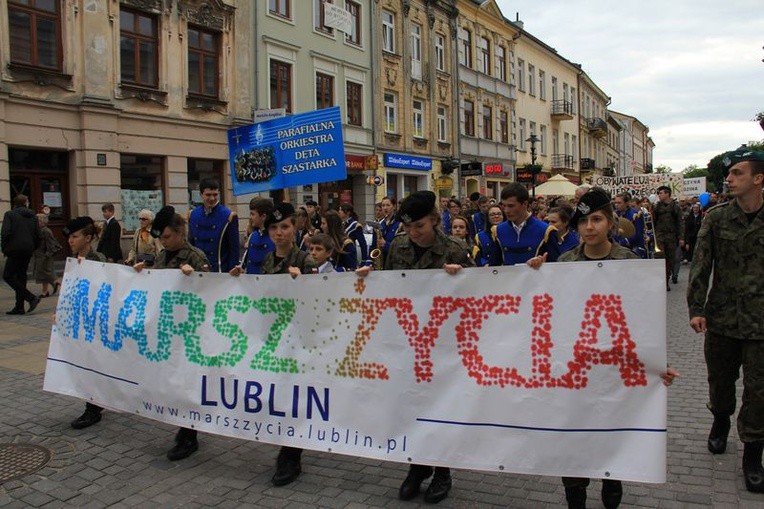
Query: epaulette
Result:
<box><xmin>186</xmin><ymin>210</ymin><xmax>192</xmax><ymax>221</ymax></box>
<box><xmin>228</xmin><ymin>211</ymin><xmax>237</xmax><ymax>222</ymax></box>
<box><xmin>705</xmin><ymin>201</ymin><xmax>729</xmax><ymax>214</ymax></box>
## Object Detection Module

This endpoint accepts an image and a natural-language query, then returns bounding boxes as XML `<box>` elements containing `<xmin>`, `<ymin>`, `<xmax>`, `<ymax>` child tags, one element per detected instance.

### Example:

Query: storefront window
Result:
<box><xmin>386</xmin><ymin>173</ymin><xmax>398</xmax><ymax>200</ymax></box>
<box><xmin>403</xmin><ymin>176</ymin><xmax>418</xmax><ymax>198</ymax></box>
<box><xmin>120</xmin><ymin>154</ymin><xmax>164</xmax><ymax>232</ymax></box>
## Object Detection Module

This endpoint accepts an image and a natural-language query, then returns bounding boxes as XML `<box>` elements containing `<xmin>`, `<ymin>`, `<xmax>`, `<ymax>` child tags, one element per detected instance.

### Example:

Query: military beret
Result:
<box><xmin>63</xmin><ymin>216</ymin><xmax>95</xmax><ymax>237</ymax></box>
<box><xmin>570</xmin><ymin>187</ymin><xmax>612</xmax><ymax>229</ymax></box>
<box><xmin>151</xmin><ymin>206</ymin><xmax>176</xmax><ymax>238</ymax></box>
<box><xmin>265</xmin><ymin>202</ymin><xmax>295</xmax><ymax>230</ymax></box>
<box><xmin>722</xmin><ymin>147</ymin><xmax>764</xmax><ymax>170</ymax></box>
<box><xmin>396</xmin><ymin>191</ymin><xmax>437</xmax><ymax>224</ymax></box>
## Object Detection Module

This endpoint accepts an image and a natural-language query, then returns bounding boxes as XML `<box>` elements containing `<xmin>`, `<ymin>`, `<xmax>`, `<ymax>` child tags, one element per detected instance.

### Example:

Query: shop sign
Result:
<box><xmin>345</xmin><ymin>155</ymin><xmax>366</xmax><ymax>171</ymax></box>
<box><xmin>367</xmin><ymin>175</ymin><xmax>384</xmax><ymax>186</ymax></box>
<box><xmin>517</xmin><ymin>171</ymin><xmax>550</xmax><ymax>184</ymax></box>
<box><xmin>483</xmin><ymin>163</ymin><xmax>511</xmax><ymax>178</ymax></box>
<box><xmin>383</xmin><ymin>153</ymin><xmax>432</xmax><ymax>171</ymax></box>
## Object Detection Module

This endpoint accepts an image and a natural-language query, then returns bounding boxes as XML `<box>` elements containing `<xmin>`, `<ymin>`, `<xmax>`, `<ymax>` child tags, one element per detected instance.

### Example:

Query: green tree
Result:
<box><xmin>654</xmin><ymin>164</ymin><xmax>672</xmax><ymax>174</ymax></box>
<box><xmin>683</xmin><ymin>165</ymin><xmax>708</xmax><ymax>179</ymax></box>
<box><xmin>706</xmin><ymin>140</ymin><xmax>764</xmax><ymax>192</ymax></box>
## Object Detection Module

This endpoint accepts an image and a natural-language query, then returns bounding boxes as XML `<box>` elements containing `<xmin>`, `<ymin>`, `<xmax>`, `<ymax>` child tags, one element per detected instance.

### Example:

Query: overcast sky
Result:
<box><xmin>495</xmin><ymin>0</ymin><xmax>764</xmax><ymax>171</ymax></box>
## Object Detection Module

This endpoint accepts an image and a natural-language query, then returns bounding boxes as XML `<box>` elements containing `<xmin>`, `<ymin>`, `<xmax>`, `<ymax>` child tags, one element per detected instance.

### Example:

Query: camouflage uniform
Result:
<box><xmin>653</xmin><ymin>199</ymin><xmax>683</xmax><ymax>283</ymax></box>
<box><xmin>261</xmin><ymin>245</ymin><xmax>316</xmax><ymax>275</ymax></box>
<box><xmin>558</xmin><ymin>243</ymin><xmax>639</xmax><ymax>262</ymax></box>
<box><xmin>83</xmin><ymin>248</ymin><xmax>107</xmax><ymax>263</ymax></box>
<box><xmin>153</xmin><ymin>242</ymin><xmax>209</xmax><ymax>272</ymax></box>
<box><xmin>385</xmin><ymin>230</ymin><xmax>474</xmax><ymax>270</ymax></box>
<box><xmin>687</xmin><ymin>200</ymin><xmax>764</xmax><ymax>442</ymax></box>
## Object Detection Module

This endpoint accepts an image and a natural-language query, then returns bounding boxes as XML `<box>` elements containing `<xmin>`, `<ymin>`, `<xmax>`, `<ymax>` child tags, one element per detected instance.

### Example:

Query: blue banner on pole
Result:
<box><xmin>227</xmin><ymin>107</ymin><xmax>346</xmax><ymax>196</ymax></box>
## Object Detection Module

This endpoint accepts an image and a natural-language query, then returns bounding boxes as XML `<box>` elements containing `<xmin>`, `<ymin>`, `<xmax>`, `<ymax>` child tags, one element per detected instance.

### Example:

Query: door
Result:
<box><xmin>10</xmin><ymin>172</ymin><xmax>70</xmax><ymax>259</ymax></box>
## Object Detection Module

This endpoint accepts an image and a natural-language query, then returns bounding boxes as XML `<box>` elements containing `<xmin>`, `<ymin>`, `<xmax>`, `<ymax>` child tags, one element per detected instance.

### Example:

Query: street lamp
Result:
<box><xmin>526</xmin><ymin>134</ymin><xmax>539</xmax><ymax>198</ymax></box>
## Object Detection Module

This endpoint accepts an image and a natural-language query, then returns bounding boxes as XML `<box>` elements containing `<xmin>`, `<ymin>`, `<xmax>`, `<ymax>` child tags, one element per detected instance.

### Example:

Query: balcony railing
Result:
<box><xmin>551</xmin><ymin>99</ymin><xmax>574</xmax><ymax>119</ymax></box>
<box><xmin>585</xmin><ymin>117</ymin><xmax>607</xmax><ymax>137</ymax></box>
<box><xmin>551</xmin><ymin>154</ymin><xmax>575</xmax><ymax>170</ymax></box>
<box><xmin>580</xmin><ymin>157</ymin><xmax>596</xmax><ymax>170</ymax></box>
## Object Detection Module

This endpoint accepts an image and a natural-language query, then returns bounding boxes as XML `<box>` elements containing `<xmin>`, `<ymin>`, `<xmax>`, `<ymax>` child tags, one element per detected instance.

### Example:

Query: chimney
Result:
<box><xmin>514</xmin><ymin>12</ymin><xmax>524</xmax><ymax>30</ymax></box>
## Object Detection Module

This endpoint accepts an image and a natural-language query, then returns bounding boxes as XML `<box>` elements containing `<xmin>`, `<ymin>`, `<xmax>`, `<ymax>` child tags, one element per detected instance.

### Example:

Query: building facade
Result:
<box><xmin>1</xmin><ymin>0</ymin><xmax>251</xmax><ymax>255</ymax></box>
<box><xmin>610</xmin><ymin>110</ymin><xmax>652</xmax><ymax>176</ymax></box>
<box><xmin>578</xmin><ymin>70</ymin><xmax>610</xmax><ymax>177</ymax></box>
<box><xmin>255</xmin><ymin>0</ymin><xmax>375</xmax><ymax>217</ymax></box>
<box><xmin>371</xmin><ymin>0</ymin><xmax>459</xmax><ymax>205</ymax></box>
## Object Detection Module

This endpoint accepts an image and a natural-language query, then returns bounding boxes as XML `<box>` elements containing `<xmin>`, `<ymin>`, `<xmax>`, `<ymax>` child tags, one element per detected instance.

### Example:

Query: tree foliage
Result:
<box><xmin>705</xmin><ymin>139</ymin><xmax>764</xmax><ymax>192</ymax></box>
<box><xmin>654</xmin><ymin>164</ymin><xmax>672</xmax><ymax>174</ymax></box>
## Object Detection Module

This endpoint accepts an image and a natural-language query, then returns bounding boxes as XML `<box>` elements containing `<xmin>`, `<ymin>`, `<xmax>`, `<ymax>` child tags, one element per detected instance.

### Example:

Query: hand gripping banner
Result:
<box><xmin>44</xmin><ymin>259</ymin><xmax>668</xmax><ymax>482</ymax></box>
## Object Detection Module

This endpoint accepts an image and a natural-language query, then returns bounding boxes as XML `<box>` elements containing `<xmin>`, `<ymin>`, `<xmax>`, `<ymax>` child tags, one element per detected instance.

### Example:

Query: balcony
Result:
<box><xmin>551</xmin><ymin>99</ymin><xmax>574</xmax><ymax>120</ymax></box>
<box><xmin>551</xmin><ymin>154</ymin><xmax>575</xmax><ymax>171</ymax></box>
<box><xmin>585</xmin><ymin>117</ymin><xmax>607</xmax><ymax>138</ymax></box>
<box><xmin>580</xmin><ymin>157</ymin><xmax>596</xmax><ymax>170</ymax></box>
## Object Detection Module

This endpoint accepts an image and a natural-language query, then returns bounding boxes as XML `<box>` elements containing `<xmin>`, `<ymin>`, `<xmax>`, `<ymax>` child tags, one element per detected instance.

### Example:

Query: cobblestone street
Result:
<box><xmin>1</xmin><ymin>267</ymin><xmax>763</xmax><ymax>508</ymax></box>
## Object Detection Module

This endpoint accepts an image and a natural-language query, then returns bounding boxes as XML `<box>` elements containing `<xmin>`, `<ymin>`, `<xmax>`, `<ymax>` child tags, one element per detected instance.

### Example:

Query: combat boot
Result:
<box><xmin>707</xmin><ymin>414</ymin><xmax>731</xmax><ymax>454</ymax></box>
<box><xmin>601</xmin><ymin>479</ymin><xmax>623</xmax><ymax>509</ymax></box>
<box><xmin>423</xmin><ymin>467</ymin><xmax>451</xmax><ymax>504</ymax></box>
<box><xmin>71</xmin><ymin>403</ymin><xmax>103</xmax><ymax>429</ymax></box>
<box><xmin>564</xmin><ymin>486</ymin><xmax>586</xmax><ymax>509</ymax></box>
<box><xmin>399</xmin><ymin>464</ymin><xmax>433</xmax><ymax>500</ymax></box>
<box><xmin>743</xmin><ymin>442</ymin><xmax>764</xmax><ymax>493</ymax></box>
<box><xmin>272</xmin><ymin>447</ymin><xmax>302</xmax><ymax>486</ymax></box>
<box><xmin>167</xmin><ymin>427</ymin><xmax>198</xmax><ymax>461</ymax></box>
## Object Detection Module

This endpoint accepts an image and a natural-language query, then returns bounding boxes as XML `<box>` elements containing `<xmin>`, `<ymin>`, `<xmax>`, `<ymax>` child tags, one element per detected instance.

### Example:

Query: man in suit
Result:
<box><xmin>97</xmin><ymin>203</ymin><xmax>123</xmax><ymax>263</ymax></box>
<box><xmin>1</xmin><ymin>194</ymin><xmax>41</xmax><ymax>314</ymax></box>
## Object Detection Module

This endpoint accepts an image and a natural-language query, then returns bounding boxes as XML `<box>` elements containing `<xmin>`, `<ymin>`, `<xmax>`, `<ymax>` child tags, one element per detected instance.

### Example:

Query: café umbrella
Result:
<box><xmin>532</xmin><ymin>174</ymin><xmax>579</xmax><ymax>197</ymax></box>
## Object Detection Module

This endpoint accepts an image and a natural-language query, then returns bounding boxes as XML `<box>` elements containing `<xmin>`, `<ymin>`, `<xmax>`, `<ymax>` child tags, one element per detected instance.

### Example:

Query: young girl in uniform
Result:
<box><xmin>321</xmin><ymin>210</ymin><xmax>357</xmax><ymax>271</ymax></box>
<box><xmin>357</xmin><ymin>191</ymin><xmax>474</xmax><ymax>504</ymax></box>
<box><xmin>377</xmin><ymin>196</ymin><xmax>400</xmax><ymax>260</ymax></box>
<box><xmin>545</xmin><ymin>205</ymin><xmax>580</xmax><ymax>255</ymax></box>
<box><xmin>133</xmin><ymin>206</ymin><xmax>210</xmax><ymax>461</ymax></box>
<box><xmin>449</xmin><ymin>214</ymin><xmax>473</xmax><ymax>256</ymax></box>
<box><xmin>338</xmin><ymin>203</ymin><xmax>369</xmax><ymax>265</ymax></box>
<box><xmin>473</xmin><ymin>205</ymin><xmax>504</xmax><ymax>266</ymax></box>
<box><xmin>528</xmin><ymin>188</ymin><xmax>678</xmax><ymax>509</ymax></box>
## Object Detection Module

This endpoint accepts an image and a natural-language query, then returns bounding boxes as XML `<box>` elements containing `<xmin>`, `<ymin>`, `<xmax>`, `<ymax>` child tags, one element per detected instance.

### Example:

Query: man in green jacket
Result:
<box><xmin>687</xmin><ymin>147</ymin><xmax>764</xmax><ymax>492</ymax></box>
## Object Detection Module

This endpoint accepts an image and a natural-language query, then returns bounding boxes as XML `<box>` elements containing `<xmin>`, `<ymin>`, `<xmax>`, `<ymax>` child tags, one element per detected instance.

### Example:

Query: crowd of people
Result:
<box><xmin>2</xmin><ymin>145</ymin><xmax>762</xmax><ymax>507</ymax></box>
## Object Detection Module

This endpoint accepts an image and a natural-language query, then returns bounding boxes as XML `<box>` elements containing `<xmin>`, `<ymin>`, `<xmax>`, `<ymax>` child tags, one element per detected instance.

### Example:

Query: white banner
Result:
<box><xmin>592</xmin><ymin>174</ymin><xmax>683</xmax><ymax>199</ymax></box>
<box><xmin>682</xmin><ymin>177</ymin><xmax>706</xmax><ymax>196</ymax></box>
<box><xmin>45</xmin><ymin>259</ymin><xmax>668</xmax><ymax>482</ymax></box>
<box><xmin>324</xmin><ymin>3</ymin><xmax>353</xmax><ymax>33</ymax></box>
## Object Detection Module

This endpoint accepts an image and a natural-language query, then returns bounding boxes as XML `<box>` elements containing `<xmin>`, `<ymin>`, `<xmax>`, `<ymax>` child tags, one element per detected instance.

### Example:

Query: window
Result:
<box><xmin>435</xmin><ymin>34</ymin><xmax>445</xmax><ymax>72</ymax></box>
<box><xmin>464</xmin><ymin>100</ymin><xmax>475</xmax><ymax>137</ymax></box>
<box><xmin>529</xmin><ymin>121</ymin><xmax>537</xmax><ymax>142</ymax></box>
<box><xmin>346</xmin><ymin>81</ymin><xmax>362</xmax><ymax>126</ymax></box>
<box><xmin>8</xmin><ymin>0</ymin><xmax>62</xmax><ymax>70</ymax></box>
<box><xmin>563</xmin><ymin>83</ymin><xmax>569</xmax><ymax>104</ymax></box>
<box><xmin>496</xmin><ymin>45</ymin><xmax>506</xmax><ymax>81</ymax></box>
<box><xmin>120</xmin><ymin>154</ymin><xmax>164</xmax><ymax>232</ymax></box>
<box><xmin>382</xmin><ymin>10</ymin><xmax>395</xmax><ymax>53</ymax></box>
<box><xmin>346</xmin><ymin>1</ymin><xmax>361</xmax><ymax>45</ymax></box>
<box><xmin>482</xmin><ymin>105</ymin><xmax>492</xmax><ymax>140</ymax></box>
<box><xmin>384</xmin><ymin>92</ymin><xmax>397</xmax><ymax>133</ymax></box>
<box><xmin>269</xmin><ymin>0</ymin><xmax>290</xmax><ymax>18</ymax></box>
<box><xmin>460</xmin><ymin>28</ymin><xmax>472</xmax><ymax>68</ymax></box>
<box><xmin>410</xmin><ymin>23</ymin><xmax>422</xmax><ymax>80</ymax></box>
<box><xmin>316</xmin><ymin>72</ymin><xmax>334</xmax><ymax>109</ymax></box>
<box><xmin>413</xmin><ymin>100</ymin><xmax>424</xmax><ymax>138</ymax></box>
<box><xmin>540</xmin><ymin>125</ymin><xmax>547</xmax><ymax>155</ymax></box>
<box><xmin>517</xmin><ymin>59</ymin><xmax>525</xmax><ymax>91</ymax></box>
<box><xmin>477</xmin><ymin>36</ymin><xmax>490</xmax><ymax>75</ymax></box>
<box><xmin>270</xmin><ymin>59</ymin><xmax>292</xmax><ymax>112</ymax></box>
<box><xmin>551</xmin><ymin>76</ymin><xmax>558</xmax><ymax>101</ymax></box>
<box><xmin>120</xmin><ymin>8</ymin><xmax>158</xmax><ymax>88</ymax></box>
<box><xmin>528</xmin><ymin>64</ymin><xmax>535</xmax><ymax>96</ymax></box>
<box><xmin>187</xmin><ymin>26</ymin><xmax>219</xmax><ymax>97</ymax></box>
<box><xmin>539</xmin><ymin>70</ymin><xmax>546</xmax><ymax>100</ymax></box>
<box><xmin>570</xmin><ymin>87</ymin><xmax>576</xmax><ymax>113</ymax></box>
<box><xmin>499</xmin><ymin>111</ymin><xmax>508</xmax><ymax>144</ymax></box>
<box><xmin>437</xmin><ymin>106</ymin><xmax>447</xmax><ymax>142</ymax></box>
<box><xmin>572</xmin><ymin>135</ymin><xmax>578</xmax><ymax>161</ymax></box>
<box><xmin>564</xmin><ymin>132</ymin><xmax>570</xmax><ymax>156</ymax></box>
<box><xmin>314</xmin><ymin>0</ymin><xmax>334</xmax><ymax>35</ymax></box>
<box><xmin>518</xmin><ymin>118</ymin><xmax>526</xmax><ymax>149</ymax></box>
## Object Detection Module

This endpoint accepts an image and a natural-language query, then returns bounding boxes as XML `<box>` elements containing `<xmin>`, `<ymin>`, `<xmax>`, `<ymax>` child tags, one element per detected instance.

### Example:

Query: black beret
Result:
<box><xmin>570</xmin><ymin>188</ymin><xmax>612</xmax><ymax>229</ymax></box>
<box><xmin>469</xmin><ymin>192</ymin><xmax>482</xmax><ymax>202</ymax></box>
<box><xmin>150</xmin><ymin>206</ymin><xmax>176</xmax><ymax>238</ymax></box>
<box><xmin>265</xmin><ymin>202</ymin><xmax>295</xmax><ymax>230</ymax></box>
<box><xmin>722</xmin><ymin>146</ymin><xmax>764</xmax><ymax>171</ymax></box>
<box><xmin>63</xmin><ymin>216</ymin><xmax>94</xmax><ymax>237</ymax></box>
<box><xmin>396</xmin><ymin>191</ymin><xmax>437</xmax><ymax>224</ymax></box>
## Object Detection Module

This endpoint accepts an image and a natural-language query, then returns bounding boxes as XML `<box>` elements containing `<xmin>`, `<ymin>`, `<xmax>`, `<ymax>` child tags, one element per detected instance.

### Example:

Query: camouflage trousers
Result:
<box><xmin>705</xmin><ymin>332</ymin><xmax>764</xmax><ymax>443</ymax></box>
<box><xmin>656</xmin><ymin>238</ymin><xmax>677</xmax><ymax>281</ymax></box>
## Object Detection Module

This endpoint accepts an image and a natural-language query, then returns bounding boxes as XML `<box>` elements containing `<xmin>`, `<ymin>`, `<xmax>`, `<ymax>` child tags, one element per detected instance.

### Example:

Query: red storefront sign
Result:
<box><xmin>345</xmin><ymin>155</ymin><xmax>366</xmax><ymax>171</ymax></box>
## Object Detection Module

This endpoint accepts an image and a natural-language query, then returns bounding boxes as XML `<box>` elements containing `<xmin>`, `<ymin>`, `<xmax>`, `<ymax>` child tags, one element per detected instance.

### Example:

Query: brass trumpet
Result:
<box><xmin>640</xmin><ymin>207</ymin><xmax>662</xmax><ymax>258</ymax></box>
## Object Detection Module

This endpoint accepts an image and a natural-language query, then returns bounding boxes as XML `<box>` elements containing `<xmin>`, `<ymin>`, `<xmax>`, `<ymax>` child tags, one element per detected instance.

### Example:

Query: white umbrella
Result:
<box><xmin>532</xmin><ymin>174</ymin><xmax>579</xmax><ymax>197</ymax></box>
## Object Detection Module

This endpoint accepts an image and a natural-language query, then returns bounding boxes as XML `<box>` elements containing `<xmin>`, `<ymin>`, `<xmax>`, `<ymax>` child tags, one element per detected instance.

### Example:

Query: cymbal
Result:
<box><xmin>617</xmin><ymin>216</ymin><xmax>636</xmax><ymax>239</ymax></box>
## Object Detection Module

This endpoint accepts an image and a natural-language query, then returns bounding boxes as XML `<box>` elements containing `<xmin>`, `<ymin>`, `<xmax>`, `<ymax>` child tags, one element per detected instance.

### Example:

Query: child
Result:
<box><xmin>473</xmin><ymin>205</ymin><xmax>504</xmax><ymax>266</ymax></box>
<box><xmin>230</xmin><ymin>197</ymin><xmax>275</xmax><ymax>275</ymax></box>
<box><xmin>308</xmin><ymin>233</ymin><xmax>335</xmax><ymax>273</ymax></box>
<box><xmin>321</xmin><ymin>210</ymin><xmax>357</xmax><ymax>271</ymax></box>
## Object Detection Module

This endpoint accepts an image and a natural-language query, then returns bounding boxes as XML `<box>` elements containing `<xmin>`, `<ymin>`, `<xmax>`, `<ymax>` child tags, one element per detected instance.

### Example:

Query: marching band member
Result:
<box><xmin>377</xmin><ymin>196</ymin><xmax>400</xmax><ymax>261</ymax></box>
<box><xmin>545</xmin><ymin>206</ymin><xmax>580</xmax><ymax>255</ymax></box>
<box><xmin>338</xmin><ymin>203</ymin><xmax>370</xmax><ymax>266</ymax></box>
<box><xmin>188</xmin><ymin>178</ymin><xmax>238</xmax><ymax>273</ymax></box>
<box><xmin>321</xmin><ymin>210</ymin><xmax>358</xmax><ymax>271</ymax></box>
<box><xmin>473</xmin><ymin>205</ymin><xmax>504</xmax><ymax>266</ymax></box>
<box><xmin>230</xmin><ymin>197</ymin><xmax>275</xmax><ymax>276</ymax></box>
<box><xmin>613</xmin><ymin>192</ymin><xmax>646</xmax><ymax>257</ymax></box>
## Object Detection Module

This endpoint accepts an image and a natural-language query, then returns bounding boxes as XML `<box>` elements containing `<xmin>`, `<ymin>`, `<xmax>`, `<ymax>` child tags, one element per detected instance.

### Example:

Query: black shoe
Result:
<box><xmin>52</xmin><ymin>282</ymin><xmax>60</xmax><ymax>295</ymax></box>
<box><xmin>424</xmin><ymin>470</ymin><xmax>452</xmax><ymax>504</ymax></box>
<box><xmin>744</xmin><ymin>442</ymin><xmax>764</xmax><ymax>493</ymax></box>
<box><xmin>272</xmin><ymin>448</ymin><xmax>302</xmax><ymax>486</ymax></box>
<box><xmin>399</xmin><ymin>465</ymin><xmax>434</xmax><ymax>500</ymax></box>
<box><xmin>666</xmin><ymin>284</ymin><xmax>671</xmax><ymax>291</ymax></box>
<box><xmin>601</xmin><ymin>479</ymin><xmax>623</xmax><ymax>509</ymax></box>
<box><xmin>672</xmin><ymin>277</ymin><xmax>678</xmax><ymax>284</ymax></box>
<box><xmin>708</xmin><ymin>415</ymin><xmax>731</xmax><ymax>454</ymax></box>
<box><xmin>167</xmin><ymin>439</ymin><xmax>199</xmax><ymax>461</ymax></box>
<box><xmin>564</xmin><ymin>486</ymin><xmax>587</xmax><ymax>509</ymax></box>
<box><xmin>6</xmin><ymin>307</ymin><xmax>25</xmax><ymax>315</ymax></box>
<box><xmin>71</xmin><ymin>408</ymin><xmax>102</xmax><ymax>429</ymax></box>
<box><xmin>27</xmin><ymin>295</ymin><xmax>41</xmax><ymax>314</ymax></box>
